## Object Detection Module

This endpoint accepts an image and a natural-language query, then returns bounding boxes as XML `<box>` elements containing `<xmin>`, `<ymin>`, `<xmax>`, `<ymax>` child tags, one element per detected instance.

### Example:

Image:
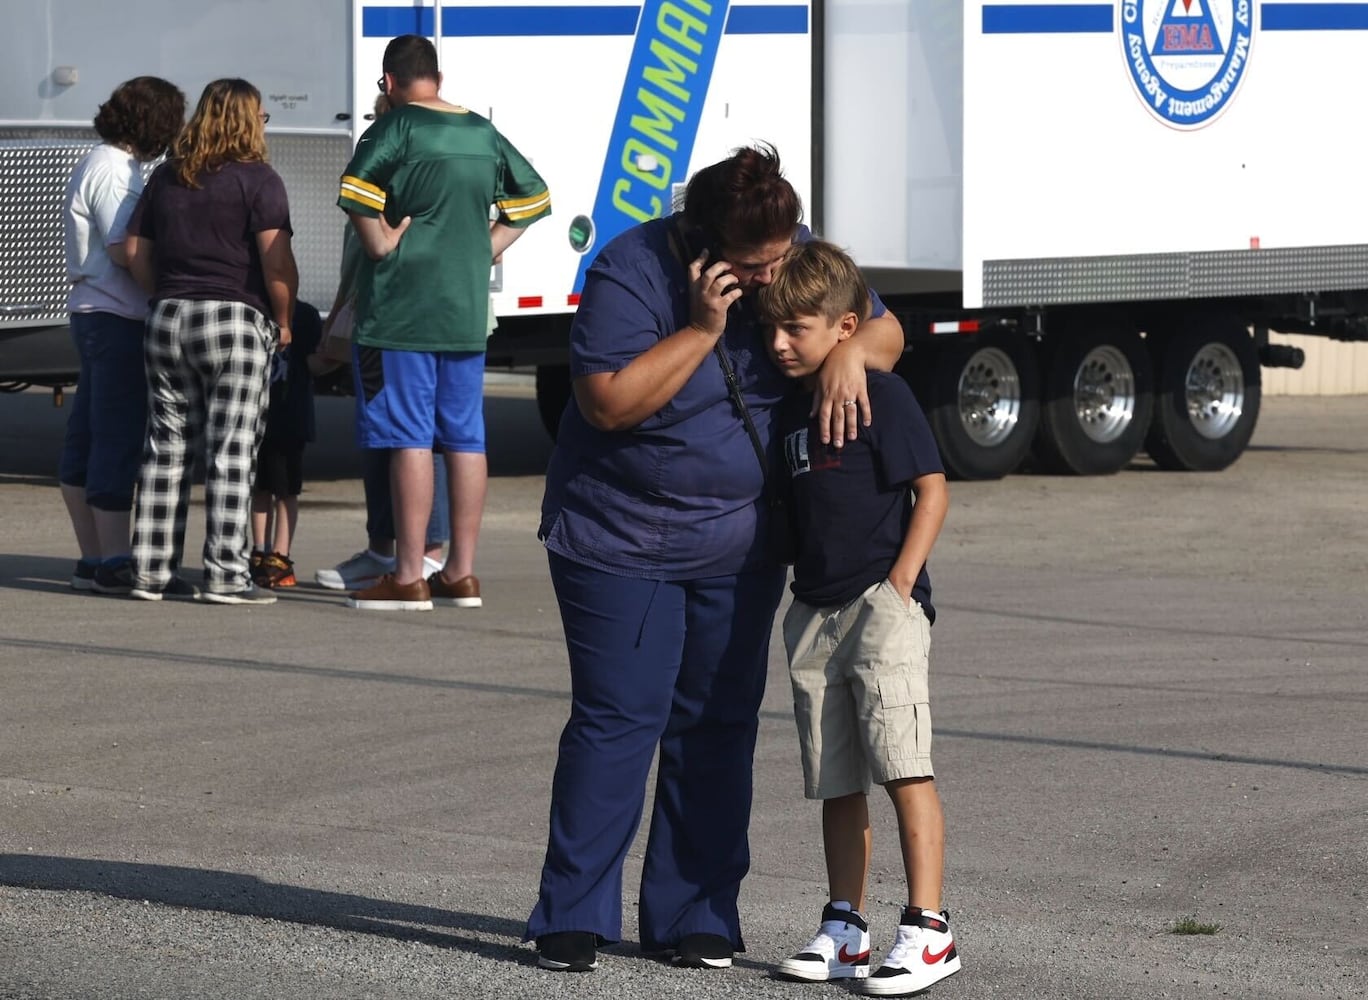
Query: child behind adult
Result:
<box><xmin>251</xmin><ymin>300</ymin><xmax>323</xmax><ymax>588</ymax></box>
<box><xmin>758</xmin><ymin>241</ymin><xmax>958</xmax><ymax>996</ymax></box>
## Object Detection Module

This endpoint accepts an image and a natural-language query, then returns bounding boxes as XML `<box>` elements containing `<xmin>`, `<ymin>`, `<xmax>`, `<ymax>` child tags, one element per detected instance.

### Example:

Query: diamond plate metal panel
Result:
<box><xmin>983</xmin><ymin>245</ymin><xmax>1368</xmax><ymax>308</ymax></box>
<box><xmin>1188</xmin><ymin>245</ymin><xmax>1368</xmax><ymax>297</ymax></box>
<box><xmin>983</xmin><ymin>254</ymin><xmax>1188</xmax><ymax>307</ymax></box>
<box><xmin>267</xmin><ymin>133</ymin><xmax>350</xmax><ymax>311</ymax></box>
<box><xmin>0</xmin><ymin>128</ymin><xmax>349</xmax><ymax>330</ymax></box>
<box><xmin>0</xmin><ymin>132</ymin><xmax>94</xmax><ymax>327</ymax></box>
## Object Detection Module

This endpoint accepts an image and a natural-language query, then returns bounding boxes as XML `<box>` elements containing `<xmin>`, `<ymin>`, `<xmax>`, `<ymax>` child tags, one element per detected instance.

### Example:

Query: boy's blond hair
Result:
<box><xmin>756</xmin><ymin>239</ymin><xmax>871</xmax><ymax>326</ymax></box>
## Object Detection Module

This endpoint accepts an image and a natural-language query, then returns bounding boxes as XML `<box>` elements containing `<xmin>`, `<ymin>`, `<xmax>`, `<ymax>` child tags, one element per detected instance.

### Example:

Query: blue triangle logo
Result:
<box><xmin>1155</xmin><ymin>0</ymin><xmax>1225</xmax><ymax>56</ymax></box>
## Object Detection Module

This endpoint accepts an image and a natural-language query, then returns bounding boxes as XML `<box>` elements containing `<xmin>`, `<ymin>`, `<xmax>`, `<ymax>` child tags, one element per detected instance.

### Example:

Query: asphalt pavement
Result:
<box><xmin>1</xmin><ymin>380</ymin><xmax>1365</xmax><ymax>999</ymax></box>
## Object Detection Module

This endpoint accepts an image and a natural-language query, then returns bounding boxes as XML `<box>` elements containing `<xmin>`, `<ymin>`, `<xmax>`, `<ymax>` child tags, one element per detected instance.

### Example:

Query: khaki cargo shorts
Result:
<box><xmin>782</xmin><ymin>579</ymin><xmax>934</xmax><ymax>799</ymax></box>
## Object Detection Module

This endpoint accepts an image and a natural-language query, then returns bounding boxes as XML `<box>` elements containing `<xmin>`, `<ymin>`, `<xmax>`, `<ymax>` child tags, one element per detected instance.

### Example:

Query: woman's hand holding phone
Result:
<box><xmin>687</xmin><ymin>247</ymin><xmax>743</xmax><ymax>338</ymax></box>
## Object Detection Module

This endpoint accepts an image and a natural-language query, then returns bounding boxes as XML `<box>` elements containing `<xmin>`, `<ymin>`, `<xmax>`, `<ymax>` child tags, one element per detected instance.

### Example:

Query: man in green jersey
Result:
<box><xmin>337</xmin><ymin>34</ymin><xmax>550</xmax><ymax>611</ymax></box>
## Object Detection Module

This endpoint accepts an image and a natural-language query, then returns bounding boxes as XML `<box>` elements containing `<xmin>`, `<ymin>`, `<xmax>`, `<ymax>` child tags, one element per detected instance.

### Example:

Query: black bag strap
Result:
<box><xmin>666</xmin><ymin>216</ymin><xmax>770</xmax><ymax>485</ymax></box>
<box><xmin>713</xmin><ymin>339</ymin><xmax>769</xmax><ymax>485</ymax></box>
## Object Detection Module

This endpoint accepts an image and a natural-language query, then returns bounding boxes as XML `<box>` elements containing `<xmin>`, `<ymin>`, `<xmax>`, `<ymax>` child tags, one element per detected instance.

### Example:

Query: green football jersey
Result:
<box><xmin>337</xmin><ymin>104</ymin><xmax>550</xmax><ymax>352</ymax></box>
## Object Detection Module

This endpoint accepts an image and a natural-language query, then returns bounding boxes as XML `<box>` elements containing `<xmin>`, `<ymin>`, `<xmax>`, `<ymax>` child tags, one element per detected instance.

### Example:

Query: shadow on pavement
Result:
<box><xmin>0</xmin><ymin>854</ymin><xmax>533</xmax><ymax>961</ymax></box>
<box><xmin>1</xmin><ymin>553</ymin><xmax>88</xmax><ymax>595</ymax></box>
<box><xmin>1246</xmin><ymin>443</ymin><xmax>1368</xmax><ymax>455</ymax></box>
<box><xmin>0</xmin><ymin>854</ymin><xmax>785</xmax><ymax>976</ymax></box>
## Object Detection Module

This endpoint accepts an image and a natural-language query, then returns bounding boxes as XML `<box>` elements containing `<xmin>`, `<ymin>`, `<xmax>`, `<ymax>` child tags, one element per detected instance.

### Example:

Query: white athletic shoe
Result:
<box><xmin>857</xmin><ymin>908</ymin><xmax>960</xmax><ymax>996</ymax></box>
<box><xmin>314</xmin><ymin>550</ymin><xmax>394</xmax><ymax>590</ymax></box>
<box><xmin>776</xmin><ymin>904</ymin><xmax>871</xmax><ymax>982</ymax></box>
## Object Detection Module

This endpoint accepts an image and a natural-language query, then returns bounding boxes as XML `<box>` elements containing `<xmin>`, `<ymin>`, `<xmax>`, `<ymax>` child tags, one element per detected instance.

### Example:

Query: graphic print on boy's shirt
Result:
<box><xmin>783</xmin><ymin>426</ymin><xmax>842</xmax><ymax>478</ymax></box>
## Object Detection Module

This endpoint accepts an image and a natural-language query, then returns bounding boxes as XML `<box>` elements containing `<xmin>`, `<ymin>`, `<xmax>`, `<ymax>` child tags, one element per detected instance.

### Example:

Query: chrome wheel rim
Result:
<box><xmin>1185</xmin><ymin>343</ymin><xmax>1244</xmax><ymax>440</ymax></box>
<box><xmin>1072</xmin><ymin>345</ymin><xmax>1136</xmax><ymax>444</ymax></box>
<box><xmin>957</xmin><ymin>347</ymin><xmax>1022</xmax><ymax>447</ymax></box>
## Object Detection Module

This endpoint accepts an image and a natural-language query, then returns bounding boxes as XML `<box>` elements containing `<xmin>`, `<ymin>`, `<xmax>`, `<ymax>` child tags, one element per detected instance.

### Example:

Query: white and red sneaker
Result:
<box><xmin>776</xmin><ymin>903</ymin><xmax>872</xmax><ymax>982</ymax></box>
<box><xmin>857</xmin><ymin>907</ymin><xmax>960</xmax><ymax>996</ymax></box>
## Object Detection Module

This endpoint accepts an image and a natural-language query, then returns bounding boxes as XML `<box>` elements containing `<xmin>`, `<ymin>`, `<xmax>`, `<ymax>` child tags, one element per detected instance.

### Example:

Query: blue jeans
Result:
<box><xmin>362</xmin><ymin>448</ymin><xmax>450</xmax><ymax>545</ymax></box>
<box><xmin>58</xmin><ymin>312</ymin><xmax>148</xmax><ymax>511</ymax></box>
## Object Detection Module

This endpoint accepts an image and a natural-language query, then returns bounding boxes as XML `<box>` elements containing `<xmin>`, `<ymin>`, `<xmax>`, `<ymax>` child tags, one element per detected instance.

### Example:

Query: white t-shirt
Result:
<box><xmin>64</xmin><ymin>143</ymin><xmax>148</xmax><ymax>320</ymax></box>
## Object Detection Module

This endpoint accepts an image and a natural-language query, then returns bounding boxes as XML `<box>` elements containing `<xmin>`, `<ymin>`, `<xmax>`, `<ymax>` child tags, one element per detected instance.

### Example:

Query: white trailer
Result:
<box><xmin>823</xmin><ymin>0</ymin><xmax>1368</xmax><ymax>477</ymax></box>
<box><xmin>0</xmin><ymin>0</ymin><xmax>812</xmax><ymax>430</ymax></box>
<box><xmin>4</xmin><ymin>0</ymin><xmax>1367</xmax><ymax>478</ymax></box>
<box><xmin>350</xmin><ymin>0</ymin><xmax>812</xmax><ymax>430</ymax></box>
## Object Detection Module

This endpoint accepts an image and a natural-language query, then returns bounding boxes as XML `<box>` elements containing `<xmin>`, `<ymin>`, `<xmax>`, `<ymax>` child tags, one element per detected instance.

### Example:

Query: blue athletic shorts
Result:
<box><xmin>353</xmin><ymin>346</ymin><xmax>486</xmax><ymax>452</ymax></box>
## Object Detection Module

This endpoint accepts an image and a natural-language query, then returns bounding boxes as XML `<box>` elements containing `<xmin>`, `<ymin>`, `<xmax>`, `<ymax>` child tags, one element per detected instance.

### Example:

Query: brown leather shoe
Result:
<box><xmin>345</xmin><ymin>573</ymin><xmax>433</xmax><ymax>611</ymax></box>
<box><xmin>426</xmin><ymin>571</ymin><xmax>482</xmax><ymax>608</ymax></box>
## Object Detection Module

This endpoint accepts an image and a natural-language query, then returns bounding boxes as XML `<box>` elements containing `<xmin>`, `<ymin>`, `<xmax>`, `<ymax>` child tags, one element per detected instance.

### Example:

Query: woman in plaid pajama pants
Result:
<box><xmin>124</xmin><ymin>78</ymin><xmax>298</xmax><ymax>604</ymax></box>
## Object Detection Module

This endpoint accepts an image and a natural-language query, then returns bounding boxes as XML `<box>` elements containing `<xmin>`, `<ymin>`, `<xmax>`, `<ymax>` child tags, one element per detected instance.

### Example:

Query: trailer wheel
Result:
<box><xmin>1145</xmin><ymin>324</ymin><xmax>1261</xmax><ymax>471</ymax></box>
<box><xmin>534</xmin><ymin>364</ymin><xmax>572</xmax><ymax>442</ymax></box>
<box><xmin>1033</xmin><ymin>331</ymin><xmax>1153</xmax><ymax>475</ymax></box>
<box><xmin>926</xmin><ymin>333</ymin><xmax>1040</xmax><ymax>480</ymax></box>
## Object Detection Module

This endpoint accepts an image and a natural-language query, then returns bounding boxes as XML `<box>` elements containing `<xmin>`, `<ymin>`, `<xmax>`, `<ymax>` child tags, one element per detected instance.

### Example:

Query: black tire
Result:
<box><xmin>534</xmin><ymin>364</ymin><xmax>572</xmax><ymax>442</ymax></box>
<box><xmin>1145</xmin><ymin>323</ymin><xmax>1261</xmax><ymax>471</ymax></box>
<box><xmin>925</xmin><ymin>332</ymin><xmax>1040</xmax><ymax>480</ymax></box>
<box><xmin>1033</xmin><ymin>329</ymin><xmax>1154</xmax><ymax>475</ymax></box>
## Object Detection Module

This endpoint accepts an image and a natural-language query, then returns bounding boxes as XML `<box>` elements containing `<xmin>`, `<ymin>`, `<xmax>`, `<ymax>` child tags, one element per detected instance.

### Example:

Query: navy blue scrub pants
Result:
<box><xmin>525</xmin><ymin>552</ymin><xmax>787</xmax><ymax>951</ymax></box>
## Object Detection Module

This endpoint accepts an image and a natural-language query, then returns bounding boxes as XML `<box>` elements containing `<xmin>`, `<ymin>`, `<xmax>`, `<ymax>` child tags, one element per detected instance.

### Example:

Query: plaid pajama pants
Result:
<box><xmin>132</xmin><ymin>299</ymin><xmax>275</xmax><ymax>594</ymax></box>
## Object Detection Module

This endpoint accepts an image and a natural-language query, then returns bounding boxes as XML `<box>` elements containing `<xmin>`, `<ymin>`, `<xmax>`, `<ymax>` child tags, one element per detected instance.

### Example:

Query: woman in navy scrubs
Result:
<box><xmin>526</xmin><ymin>144</ymin><xmax>904</xmax><ymax>973</ymax></box>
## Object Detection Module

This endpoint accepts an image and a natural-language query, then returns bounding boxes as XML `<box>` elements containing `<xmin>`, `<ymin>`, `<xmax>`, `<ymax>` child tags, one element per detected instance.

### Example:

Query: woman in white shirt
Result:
<box><xmin>59</xmin><ymin>76</ymin><xmax>185</xmax><ymax>596</ymax></box>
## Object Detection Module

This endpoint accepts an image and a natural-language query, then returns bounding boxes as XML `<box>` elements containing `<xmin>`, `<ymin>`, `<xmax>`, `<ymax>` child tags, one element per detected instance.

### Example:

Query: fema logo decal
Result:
<box><xmin>1122</xmin><ymin>0</ymin><xmax>1253</xmax><ymax>129</ymax></box>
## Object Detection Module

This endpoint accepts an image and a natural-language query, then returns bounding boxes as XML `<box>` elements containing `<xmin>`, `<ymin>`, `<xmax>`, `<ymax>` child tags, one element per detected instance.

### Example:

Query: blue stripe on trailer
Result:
<box><xmin>726</xmin><ymin>4</ymin><xmax>807</xmax><ymax>33</ymax></box>
<box><xmin>1262</xmin><ymin>3</ymin><xmax>1368</xmax><ymax>30</ymax></box>
<box><xmin>981</xmin><ymin>4</ymin><xmax>1112</xmax><ymax>34</ymax></box>
<box><xmin>360</xmin><ymin>5</ymin><xmax>807</xmax><ymax>37</ymax></box>
<box><xmin>443</xmin><ymin>6</ymin><xmax>641</xmax><ymax>35</ymax></box>
<box><xmin>362</xmin><ymin>5</ymin><xmax>435</xmax><ymax>36</ymax></box>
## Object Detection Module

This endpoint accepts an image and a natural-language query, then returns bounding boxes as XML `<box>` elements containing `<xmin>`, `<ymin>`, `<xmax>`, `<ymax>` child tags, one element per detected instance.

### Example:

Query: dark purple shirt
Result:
<box><xmin>130</xmin><ymin>160</ymin><xmax>292</xmax><ymax>318</ymax></box>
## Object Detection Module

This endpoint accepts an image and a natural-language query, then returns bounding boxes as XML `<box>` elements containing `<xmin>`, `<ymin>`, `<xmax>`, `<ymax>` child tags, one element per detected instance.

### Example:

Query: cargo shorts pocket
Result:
<box><xmin>874</xmin><ymin>674</ymin><xmax>932</xmax><ymax>765</ymax></box>
<box><xmin>864</xmin><ymin>585</ymin><xmax>933</xmax><ymax>773</ymax></box>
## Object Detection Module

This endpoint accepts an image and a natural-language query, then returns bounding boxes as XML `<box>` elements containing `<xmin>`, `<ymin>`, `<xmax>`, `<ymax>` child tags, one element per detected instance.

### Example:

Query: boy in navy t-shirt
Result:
<box><xmin>757</xmin><ymin>241</ymin><xmax>958</xmax><ymax>997</ymax></box>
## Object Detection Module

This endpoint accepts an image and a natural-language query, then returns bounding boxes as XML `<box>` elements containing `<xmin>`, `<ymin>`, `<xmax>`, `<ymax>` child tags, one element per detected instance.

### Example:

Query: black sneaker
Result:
<box><xmin>199</xmin><ymin>584</ymin><xmax>277</xmax><ymax>606</ymax></box>
<box><xmin>536</xmin><ymin>931</ymin><xmax>597</xmax><ymax>972</ymax></box>
<box><xmin>260</xmin><ymin>552</ymin><xmax>297</xmax><ymax>588</ymax></box>
<box><xmin>91</xmin><ymin>560</ymin><xmax>134</xmax><ymax>595</ymax></box>
<box><xmin>70</xmin><ymin>559</ymin><xmax>98</xmax><ymax>592</ymax></box>
<box><xmin>673</xmin><ymin>932</ymin><xmax>733</xmax><ymax>969</ymax></box>
<box><xmin>130</xmin><ymin>577</ymin><xmax>201</xmax><ymax>603</ymax></box>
